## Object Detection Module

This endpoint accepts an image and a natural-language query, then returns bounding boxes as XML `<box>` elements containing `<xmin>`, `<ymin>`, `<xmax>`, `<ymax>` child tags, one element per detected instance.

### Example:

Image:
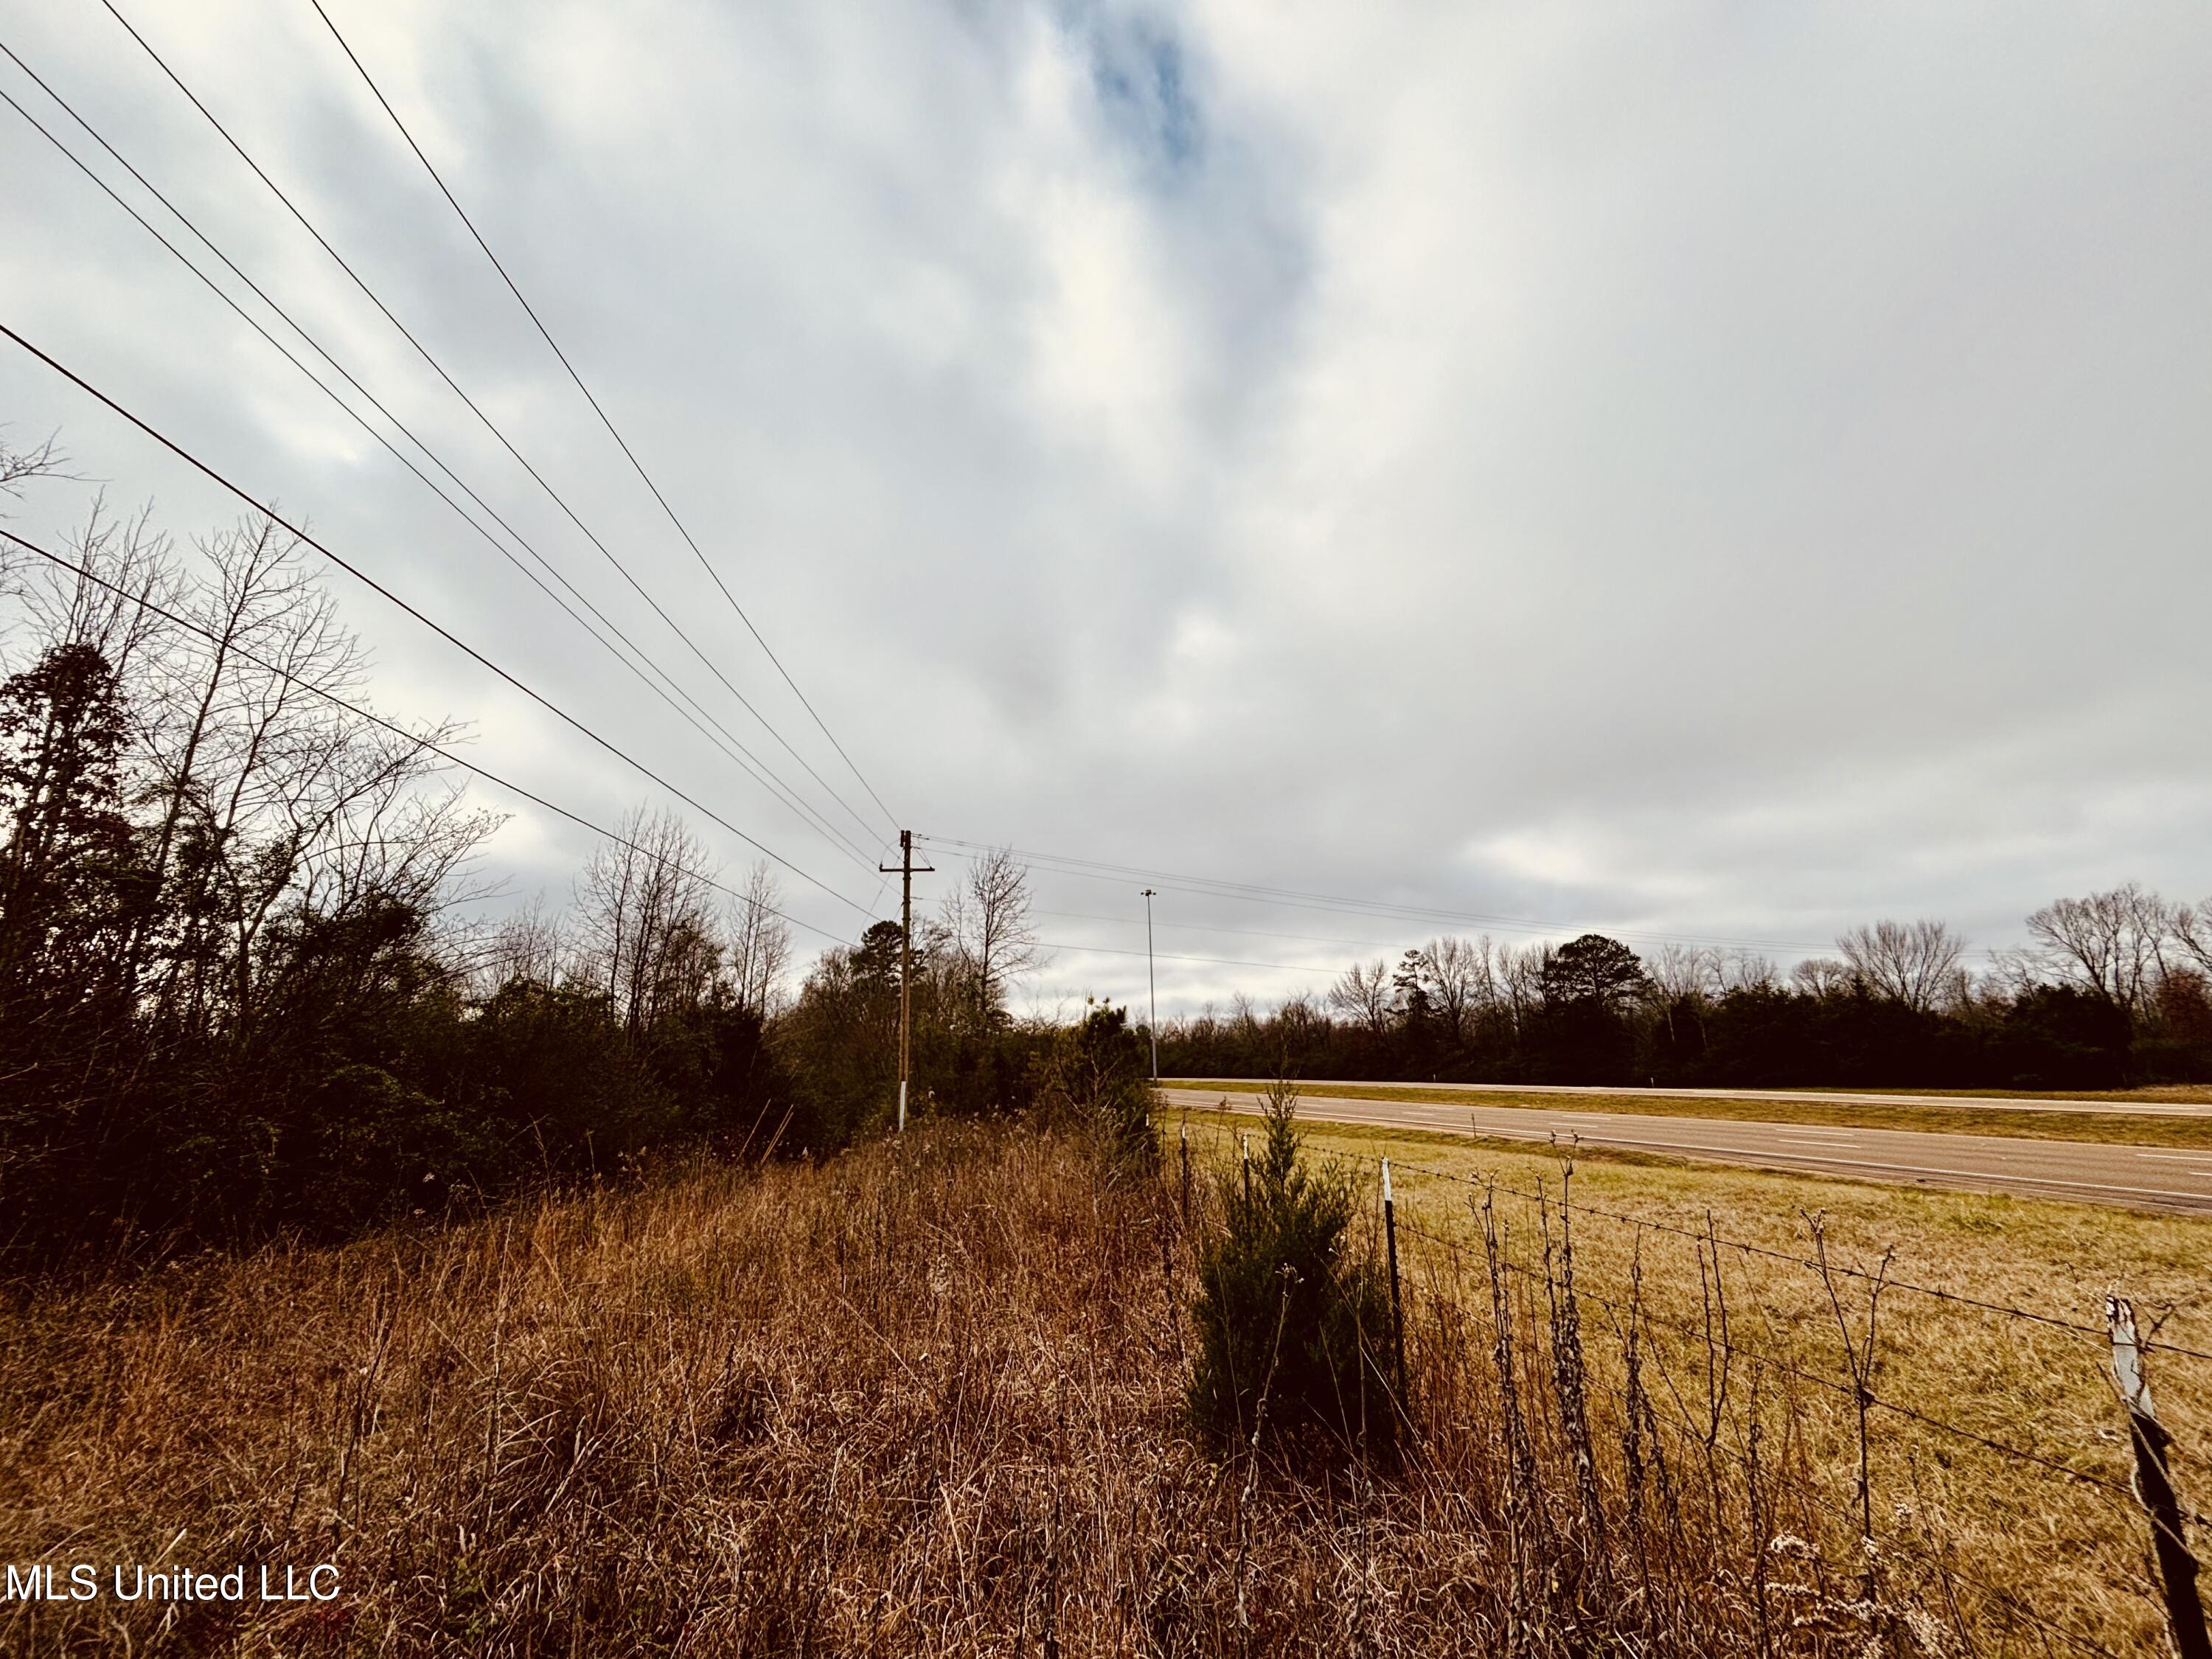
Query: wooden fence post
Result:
<box><xmin>1382</xmin><ymin>1158</ymin><xmax>1407</xmax><ymax>1404</ymax></box>
<box><xmin>2108</xmin><ymin>1294</ymin><xmax>2211</xmax><ymax>1659</ymax></box>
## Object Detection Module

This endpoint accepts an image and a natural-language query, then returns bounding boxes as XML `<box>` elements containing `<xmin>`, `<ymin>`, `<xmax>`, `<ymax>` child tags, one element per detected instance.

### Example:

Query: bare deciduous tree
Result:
<box><xmin>1418</xmin><ymin>935</ymin><xmax>1498</xmax><ymax>1042</ymax></box>
<box><xmin>1328</xmin><ymin>957</ymin><xmax>1392</xmax><ymax>1039</ymax></box>
<box><xmin>726</xmin><ymin>859</ymin><xmax>793</xmax><ymax>1018</ymax></box>
<box><xmin>940</xmin><ymin>845</ymin><xmax>1040</xmax><ymax>1025</ymax></box>
<box><xmin>1648</xmin><ymin>942</ymin><xmax>1722</xmax><ymax>1004</ymax></box>
<box><xmin>2166</xmin><ymin>897</ymin><xmax>2212</xmax><ymax>981</ymax></box>
<box><xmin>0</xmin><ymin>434</ymin><xmax>67</xmax><ymax>599</ymax></box>
<box><xmin>1836</xmin><ymin>919</ymin><xmax>1966</xmax><ymax>1012</ymax></box>
<box><xmin>479</xmin><ymin>894</ymin><xmax>569</xmax><ymax>991</ymax></box>
<box><xmin>578</xmin><ymin>805</ymin><xmax>719</xmax><ymax>1036</ymax></box>
<box><xmin>0</xmin><ymin>432</ymin><xmax>62</xmax><ymax>498</ymax></box>
<box><xmin>1718</xmin><ymin>950</ymin><xmax>1778</xmax><ymax>994</ymax></box>
<box><xmin>2022</xmin><ymin>886</ymin><xmax>2173</xmax><ymax>1015</ymax></box>
<box><xmin>1790</xmin><ymin>956</ymin><xmax>1856</xmax><ymax>998</ymax></box>
<box><xmin>1498</xmin><ymin>942</ymin><xmax>1547</xmax><ymax>1033</ymax></box>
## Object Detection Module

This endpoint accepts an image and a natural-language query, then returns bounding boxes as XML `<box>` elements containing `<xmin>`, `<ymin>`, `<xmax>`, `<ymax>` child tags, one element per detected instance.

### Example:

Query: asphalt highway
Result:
<box><xmin>1160</xmin><ymin>1087</ymin><xmax>2212</xmax><ymax>1216</ymax></box>
<box><xmin>1167</xmin><ymin>1077</ymin><xmax>2212</xmax><ymax>1119</ymax></box>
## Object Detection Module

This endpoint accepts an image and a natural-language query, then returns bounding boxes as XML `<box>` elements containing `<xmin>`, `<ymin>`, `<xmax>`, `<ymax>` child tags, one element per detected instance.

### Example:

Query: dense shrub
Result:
<box><xmin>1031</xmin><ymin>1001</ymin><xmax>1157</xmax><ymax>1172</ymax></box>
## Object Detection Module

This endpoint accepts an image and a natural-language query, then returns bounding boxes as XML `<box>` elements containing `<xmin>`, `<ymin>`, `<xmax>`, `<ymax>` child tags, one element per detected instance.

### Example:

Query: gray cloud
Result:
<box><xmin>3</xmin><ymin>0</ymin><xmax>2207</xmax><ymax>1014</ymax></box>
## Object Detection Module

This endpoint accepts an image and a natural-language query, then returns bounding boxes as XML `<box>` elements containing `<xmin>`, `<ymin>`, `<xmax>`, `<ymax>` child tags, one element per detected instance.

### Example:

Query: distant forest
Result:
<box><xmin>1162</xmin><ymin>899</ymin><xmax>2212</xmax><ymax>1092</ymax></box>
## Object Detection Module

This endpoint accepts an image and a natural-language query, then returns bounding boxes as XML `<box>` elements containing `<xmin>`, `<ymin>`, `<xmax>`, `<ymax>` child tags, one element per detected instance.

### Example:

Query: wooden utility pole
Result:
<box><xmin>880</xmin><ymin>830</ymin><xmax>932</xmax><ymax>1131</ymax></box>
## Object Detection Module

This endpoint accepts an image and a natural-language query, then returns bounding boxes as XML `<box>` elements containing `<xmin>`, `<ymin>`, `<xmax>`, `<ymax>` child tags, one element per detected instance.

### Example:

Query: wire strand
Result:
<box><xmin>0</xmin><ymin>526</ymin><xmax>846</xmax><ymax>943</ymax></box>
<box><xmin>0</xmin><ymin>321</ymin><xmax>873</xmax><ymax>919</ymax></box>
<box><xmin>305</xmin><ymin>0</ymin><xmax>900</xmax><ymax>838</ymax></box>
<box><xmin>919</xmin><ymin>833</ymin><xmax>1837</xmax><ymax>954</ymax></box>
<box><xmin>97</xmin><ymin>0</ymin><xmax>890</xmax><ymax>860</ymax></box>
<box><xmin>0</xmin><ymin>50</ymin><xmax>885</xmax><ymax>883</ymax></box>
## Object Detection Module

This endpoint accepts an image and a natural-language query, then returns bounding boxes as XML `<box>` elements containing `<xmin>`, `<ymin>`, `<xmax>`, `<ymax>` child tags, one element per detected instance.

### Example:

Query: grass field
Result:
<box><xmin>1180</xmin><ymin>1104</ymin><xmax>2212</xmax><ymax>1655</ymax></box>
<box><xmin>1766</xmin><ymin>1082</ymin><xmax>2212</xmax><ymax>1106</ymax></box>
<box><xmin>4</xmin><ymin>1112</ymin><xmax>2205</xmax><ymax>1654</ymax></box>
<box><xmin>1172</xmin><ymin>1076</ymin><xmax>2212</xmax><ymax>1149</ymax></box>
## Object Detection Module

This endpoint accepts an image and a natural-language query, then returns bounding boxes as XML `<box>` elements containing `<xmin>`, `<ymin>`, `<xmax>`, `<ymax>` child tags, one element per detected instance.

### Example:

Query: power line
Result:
<box><xmin>0</xmin><ymin>50</ymin><xmax>885</xmax><ymax>881</ymax></box>
<box><xmin>306</xmin><ymin>0</ymin><xmax>900</xmax><ymax>841</ymax></box>
<box><xmin>94</xmin><ymin>0</ymin><xmax>889</xmax><ymax>859</ymax></box>
<box><xmin>0</xmin><ymin>319</ymin><xmax>874</xmax><ymax>919</ymax></box>
<box><xmin>0</xmin><ymin>526</ymin><xmax>848</xmax><ymax>942</ymax></box>
<box><xmin>919</xmin><ymin>834</ymin><xmax>1836</xmax><ymax>955</ymax></box>
<box><xmin>1033</xmin><ymin>940</ymin><xmax>1340</xmax><ymax>976</ymax></box>
<box><xmin>1034</xmin><ymin>906</ymin><xmax>1424</xmax><ymax>953</ymax></box>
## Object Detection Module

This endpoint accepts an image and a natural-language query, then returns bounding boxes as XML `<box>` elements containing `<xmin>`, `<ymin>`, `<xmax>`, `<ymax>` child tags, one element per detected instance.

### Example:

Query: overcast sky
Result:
<box><xmin>4</xmin><ymin>0</ymin><xmax>2209</xmax><ymax>1015</ymax></box>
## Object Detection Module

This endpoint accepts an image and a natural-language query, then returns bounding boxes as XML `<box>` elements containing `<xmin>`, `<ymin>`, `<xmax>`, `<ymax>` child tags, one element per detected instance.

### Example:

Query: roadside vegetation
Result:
<box><xmin>0</xmin><ymin>453</ymin><xmax>1088</xmax><ymax>1271</ymax></box>
<box><xmin>0</xmin><ymin>1105</ymin><xmax>2104</xmax><ymax>1656</ymax></box>
<box><xmin>8</xmin><ymin>1099</ymin><xmax>2195</xmax><ymax>1655</ymax></box>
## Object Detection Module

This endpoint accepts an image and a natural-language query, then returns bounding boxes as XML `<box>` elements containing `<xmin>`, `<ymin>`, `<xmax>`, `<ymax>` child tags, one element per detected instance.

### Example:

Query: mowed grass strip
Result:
<box><xmin>1170</xmin><ymin>1076</ymin><xmax>2212</xmax><ymax>1148</ymax></box>
<box><xmin>1753</xmin><ymin>1082</ymin><xmax>2212</xmax><ymax>1106</ymax></box>
<box><xmin>1180</xmin><ymin>1105</ymin><xmax>2212</xmax><ymax>1653</ymax></box>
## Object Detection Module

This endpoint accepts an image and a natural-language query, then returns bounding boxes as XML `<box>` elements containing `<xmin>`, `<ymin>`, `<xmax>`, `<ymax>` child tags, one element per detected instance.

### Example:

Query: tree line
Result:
<box><xmin>1</xmin><ymin>453</ymin><xmax>1135</xmax><ymax>1270</ymax></box>
<box><xmin>1160</xmin><ymin>898</ymin><xmax>2212</xmax><ymax>1090</ymax></box>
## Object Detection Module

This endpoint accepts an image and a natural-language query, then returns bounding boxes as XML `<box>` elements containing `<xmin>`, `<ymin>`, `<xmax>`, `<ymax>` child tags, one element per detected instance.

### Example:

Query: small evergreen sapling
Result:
<box><xmin>1186</xmin><ymin>1079</ymin><xmax>1397</xmax><ymax>1465</ymax></box>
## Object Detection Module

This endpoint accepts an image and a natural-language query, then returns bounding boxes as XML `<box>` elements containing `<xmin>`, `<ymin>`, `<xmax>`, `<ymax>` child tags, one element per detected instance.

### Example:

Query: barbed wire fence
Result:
<box><xmin>1175</xmin><ymin>1111</ymin><xmax>2211</xmax><ymax>1658</ymax></box>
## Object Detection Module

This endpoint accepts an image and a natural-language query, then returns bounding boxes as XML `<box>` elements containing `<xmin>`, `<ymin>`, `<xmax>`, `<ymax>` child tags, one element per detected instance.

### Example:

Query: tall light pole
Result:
<box><xmin>1141</xmin><ymin>887</ymin><xmax>1159</xmax><ymax>1080</ymax></box>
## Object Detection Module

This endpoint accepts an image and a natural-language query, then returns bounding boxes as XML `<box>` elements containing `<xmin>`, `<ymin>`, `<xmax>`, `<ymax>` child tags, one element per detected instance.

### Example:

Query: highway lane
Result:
<box><xmin>1165</xmin><ymin>1077</ymin><xmax>2212</xmax><ymax>1119</ymax></box>
<box><xmin>1160</xmin><ymin>1087</ymin><xmax>2212</xmax><ymax>1215</ymax></box>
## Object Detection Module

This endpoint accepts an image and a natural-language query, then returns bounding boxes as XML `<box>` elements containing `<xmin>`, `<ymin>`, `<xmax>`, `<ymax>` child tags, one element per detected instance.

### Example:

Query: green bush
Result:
<box><xmin>1032</xmin><ymin>1001</ymin><xmax>1157</xmax><ymax>1174</ymax></box>
<box><xmin>1186</xmin><ymin>1080</ymin><xmax>1398</xmax><ymax>1465</ymax></box>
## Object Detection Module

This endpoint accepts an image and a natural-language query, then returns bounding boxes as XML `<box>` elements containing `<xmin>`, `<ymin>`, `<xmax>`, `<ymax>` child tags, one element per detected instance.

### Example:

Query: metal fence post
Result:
<box><xmin>1179</xmin><ymin>1123</ymin><xmax>1190</xmax><ymax>1225</ymax></box>
<box><xmin>2109</xmin><ymin>1294</ymin><xmax>2211</xmax><ymax>1659</ymax></box>
<box><xmin>1382</xmin><ymin>1158</ymin><xmax>1407</xmax><ymax>1404</ymax></box>
<box><xmin>1240</xmin><ymin>1133</ymin><xmax>1251</xmax><ymax>1204</ymax></box>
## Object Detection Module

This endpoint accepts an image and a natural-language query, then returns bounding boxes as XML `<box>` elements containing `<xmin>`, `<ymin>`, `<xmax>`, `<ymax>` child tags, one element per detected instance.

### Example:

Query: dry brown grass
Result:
<box><xmin>1182</xmin><ymin>1108</ymin><xmax>2212</xmax><ymax>1655</ymax></box>
<box><xmin>1</xmin><ymin>1119</ymin><xmax>2187</xmax><ymax>1655</ymax></box>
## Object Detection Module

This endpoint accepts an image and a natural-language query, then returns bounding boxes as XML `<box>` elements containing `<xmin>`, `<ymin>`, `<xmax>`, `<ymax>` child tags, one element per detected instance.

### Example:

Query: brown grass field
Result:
<box><xmin>4</xmin><ymin>1110</ymin><xmax>2206</xmax><ymax>1655</ymax></box>
<box><xmin>1180</xmin><ymin>1106</ymin><xmax>2212</xmax><ymax>1655</ymax></box>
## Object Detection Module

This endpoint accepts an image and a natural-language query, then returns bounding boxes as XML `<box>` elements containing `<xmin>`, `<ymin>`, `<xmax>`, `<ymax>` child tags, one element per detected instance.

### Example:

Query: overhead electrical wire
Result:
<box><xmin>1031</xmin><ymin>939</ymin><xmax>1340</xmax><ymax>977</ymax></box>
<box><xmin>1036</xmin><ymin>908</ymin><xmax>1412</xmax><ymax>954</ymax></box>
<box><xmin>0</xmin><ymin>526</ymin><xmax>849</xmax><ymax>944</ymax></box>
<box><xmin>0</xmin><ymin>320</ymin><xmax>876</xmax><ymax>921</ymax></box>
<box><xmin>94</xmin><ymin>0</ymin><xmax>890</xmax><ymax>858</ymax></box>
<box><xmin>305</xmin><ymin>0</ymin><xmax>900</xmax><ymax>841</ymax></box>
<box><xmin>0</xmin><ymin>52</ymin><xmax>884</xmax><ymax>880</ymax></box>
<box><xmin>919</xmin><ymin>835</ymin><xmax>1837</xmax><ymax>956</ymax></box>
